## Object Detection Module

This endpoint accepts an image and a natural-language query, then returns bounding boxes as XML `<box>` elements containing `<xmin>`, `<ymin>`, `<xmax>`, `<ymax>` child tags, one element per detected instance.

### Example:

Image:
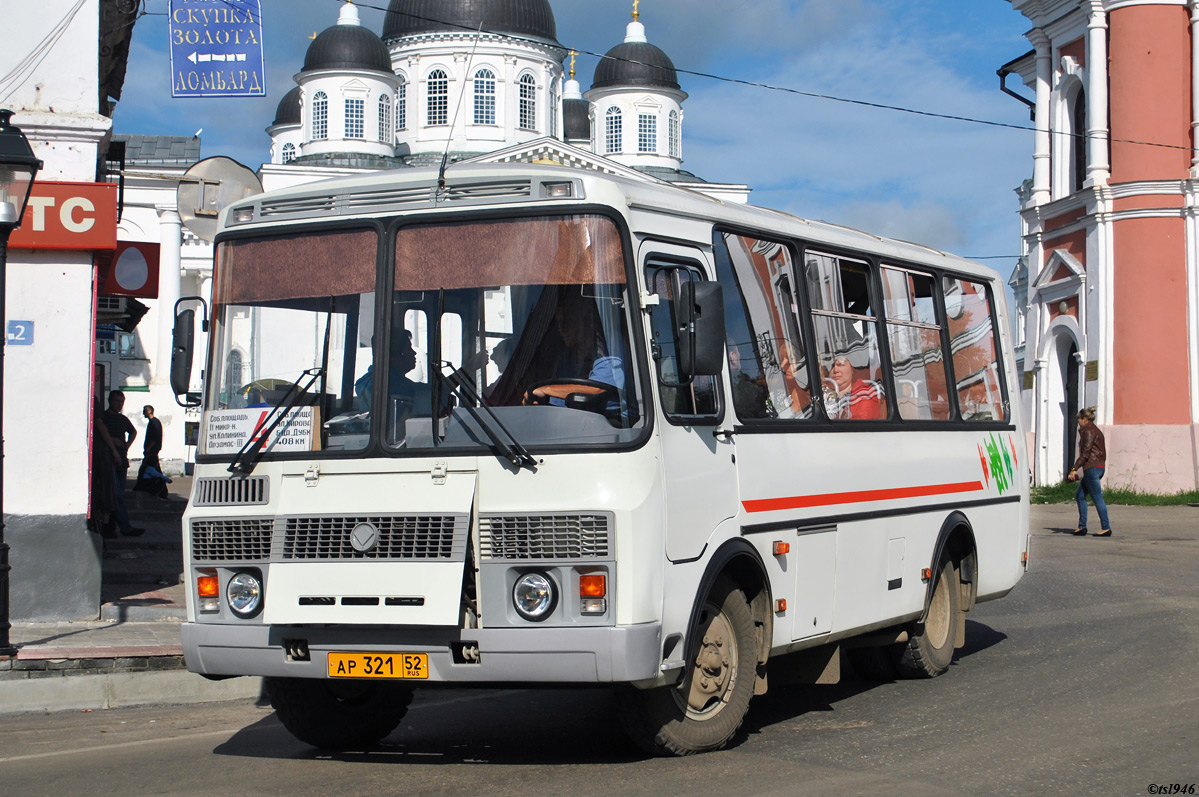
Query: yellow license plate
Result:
<box><xmin>327</xmin><ymin>652</ymin><xmax>428</xmax><ymax>680</ymax></box>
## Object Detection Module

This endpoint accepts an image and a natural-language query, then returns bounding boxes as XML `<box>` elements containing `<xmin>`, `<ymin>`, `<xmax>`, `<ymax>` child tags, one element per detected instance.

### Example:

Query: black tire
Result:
<box><xmin>847</xmin><ymin>644</ymin><xmax>897</xmax><ymax>681</ymax></box>
<box><xmin>266</xmin><ymin>676</ymin><xmax>413</xmax><ymax>750</ymax></box>
<box><xmin>894</xmin><ymin>556</ymin><xmax>961</xmax><ymax>678</ymax></box>
<box><xmin>618</xmin><ymin>578</ymin><xmax>757</xmax><ymax>756</ymax></box>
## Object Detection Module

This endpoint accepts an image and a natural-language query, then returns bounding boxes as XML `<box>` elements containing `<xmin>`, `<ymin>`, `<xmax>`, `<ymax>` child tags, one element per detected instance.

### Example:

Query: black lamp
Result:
<box><xmin>0</xmin><ymin>109</ymin><xmax>42</xmax><ymax>657</ymax></box>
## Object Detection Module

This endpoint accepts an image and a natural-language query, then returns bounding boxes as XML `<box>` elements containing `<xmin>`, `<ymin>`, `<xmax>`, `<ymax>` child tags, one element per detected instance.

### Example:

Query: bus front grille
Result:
<box><xmin>193</xmin><ymin>476</ymin><xmax>270</xmax><ymax>507</ymax></box>
<box><xmin>191</xmin><ymin>518</ymin><xmax>274</xmax><ymax>562</ymax></box>
<box><xmin>479</xmin><ymin>513</ymin><xmax>612</xmax><ymax>560</ymax></box>
<box><xmin>281</xmin><ymin>515</ymin><xmax>467</xmax><ymax>561</ymax></box>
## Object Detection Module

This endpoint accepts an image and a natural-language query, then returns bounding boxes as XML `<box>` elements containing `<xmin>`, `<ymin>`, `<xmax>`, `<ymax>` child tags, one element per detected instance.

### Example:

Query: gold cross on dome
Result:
<box><xmin>632</xmin><ymin>0</ymin><xmax>640</xmax><ymax>22</ymax></box>
<box><xmin>569</xmin><ymin>50</ymin><xmax>577</xmax><ymax>79</ymax></box>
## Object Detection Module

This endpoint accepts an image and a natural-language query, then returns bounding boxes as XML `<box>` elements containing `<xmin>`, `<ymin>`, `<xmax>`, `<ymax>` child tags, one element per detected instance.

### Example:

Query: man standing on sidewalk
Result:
<box><xmin>136</xmin><ymin>405</ymin><xmax>164</xmax><ymax>493</ymax></box>
<box><xmin>102</xmin><ymin>390</ymin><xmax>144</xmax><ymax>537</ymax></box>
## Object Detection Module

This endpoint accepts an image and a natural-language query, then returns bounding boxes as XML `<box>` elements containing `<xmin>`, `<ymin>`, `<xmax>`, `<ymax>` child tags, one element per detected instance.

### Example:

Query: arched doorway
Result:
<box><xmin>1038</xmin><ymin>329</ymin><xmax>1081</xmax><ymax>484</ymax></box>
<box><xmin>1060</xmin><ymin>339</ymin><xmax>1079</xmax><ymax>476</ymax></box>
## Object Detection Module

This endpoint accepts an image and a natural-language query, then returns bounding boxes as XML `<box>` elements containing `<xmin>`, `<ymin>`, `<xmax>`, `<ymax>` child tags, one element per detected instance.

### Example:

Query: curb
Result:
<box><xmin>0</xmin><ymin>670</ymin><xmax>264</xmax><ymax>714</ymax></box>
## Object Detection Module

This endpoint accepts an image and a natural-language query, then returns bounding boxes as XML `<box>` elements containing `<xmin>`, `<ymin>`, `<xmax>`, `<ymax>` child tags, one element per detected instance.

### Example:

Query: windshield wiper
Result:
<box><xmin>438</xmin><ymin>362</ymin><xmax>537</xmax><ymax>471</ymax></box>
<box><xmin>228</xmin><ymin>366</ymin><xmax>324</xmax><ymax>475</ymax></box>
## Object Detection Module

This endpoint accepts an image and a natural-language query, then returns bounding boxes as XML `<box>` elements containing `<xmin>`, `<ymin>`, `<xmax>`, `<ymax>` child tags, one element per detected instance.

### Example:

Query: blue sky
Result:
<box><xmin>113</xmin><ymin>0</ymin><xmax>1035</xmax><ymax>270</ymax></box>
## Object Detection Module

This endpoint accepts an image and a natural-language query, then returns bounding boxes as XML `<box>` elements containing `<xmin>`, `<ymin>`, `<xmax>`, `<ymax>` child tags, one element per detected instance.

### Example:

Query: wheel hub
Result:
<box><xmin>686</xmin><ymin>612</ymin><xmax>735</xmax><ymax>713</ymax></box>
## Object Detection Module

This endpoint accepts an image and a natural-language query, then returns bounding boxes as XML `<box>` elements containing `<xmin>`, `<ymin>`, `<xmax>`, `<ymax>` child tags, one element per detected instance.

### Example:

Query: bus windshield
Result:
<box><xmin>203</xmin><ymin>214</ymin><xmax>644</xmax><ymax>459</ymax></box>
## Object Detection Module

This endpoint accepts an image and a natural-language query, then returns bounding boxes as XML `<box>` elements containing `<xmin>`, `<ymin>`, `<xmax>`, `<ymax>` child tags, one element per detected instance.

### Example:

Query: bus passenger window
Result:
<box><xmin>943</xmin><ymin>277</ymin><xmax>1007</xmax><ymax>421</ymax></box>
<box><xmin>646</xmin><ymin>266</ymin><xmax>718</xmax><ymax>417</ymax></box>
<box><xmin>881</xmin><ymin>266</ymin><xmax>950</xmax><ymax>420</ymax></box>
<box><xmin>806</xmin><ymin>252</ymin><xmax>889</xmax><ymax>420</ymax></box>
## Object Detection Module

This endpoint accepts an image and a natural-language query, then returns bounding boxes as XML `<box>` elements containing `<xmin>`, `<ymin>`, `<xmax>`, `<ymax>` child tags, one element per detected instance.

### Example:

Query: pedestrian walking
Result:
<box><xmin>135</xmin><ymin>405</ymin><xmax>168</xmax><ymax>498</ymax></box>
<box><xmin>1069</xmin><ymin>406</ymin><xmax>1112</xmax><ymax>537</ymax></box>
<box><xmin>101</xmin><ymin>390</ymin><xmax>144</xmax><ymax>537</ymax></box>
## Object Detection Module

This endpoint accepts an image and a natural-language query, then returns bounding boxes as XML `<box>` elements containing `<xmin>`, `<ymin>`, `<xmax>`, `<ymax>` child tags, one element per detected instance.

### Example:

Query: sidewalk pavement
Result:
<box><xmin>1</xmin><ymin>474</ymin><xmax>263</xmax><ymax>714</ymax></box>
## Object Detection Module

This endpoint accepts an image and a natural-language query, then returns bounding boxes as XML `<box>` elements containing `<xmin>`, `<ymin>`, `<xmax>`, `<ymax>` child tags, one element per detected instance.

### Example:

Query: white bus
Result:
<box><xmin>173</xmin><ymin>163</ymin><xmax>1030</xmax><ymax>756</ymax></box>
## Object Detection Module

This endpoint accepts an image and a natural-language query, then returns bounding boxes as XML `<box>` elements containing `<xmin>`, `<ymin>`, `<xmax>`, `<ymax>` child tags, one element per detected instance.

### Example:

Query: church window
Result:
<box><xmin>281</xmin><ymin>142</ymin><xmax>296</xmax><ymax>163</ymax></box>
<box><xmin>638</xmin><ymin>113</ymin><xmax>657</xmax><ymax>153</ymax></box>
<box><xmin>1071</xmin><ymin>88</ymin><xmax>1086</xmax><ymax>193</ymax></box>
<box><xmin>519</xmin><ymin>73</ymin><xmax>537</xmax><ymax>130</ymax></box>
<box><xmin>605</xmin><ymin>106</ymin><xmax>622</xmax><ymax>154</ymax></box>
<box><xmin>428</xmin><ymin>69</ymin><xmax>448</xmax><ymax>126</ymax></box>
<box><xmin>396</xmin><ymin>77</ymin><xmax>407</xmax><ymax>131</ymax></box>
<box><xmin>473</xmin><ymin>68</ymin><xmax>496</xmax><ymax>125</ymax></box>
<box><xmin>378</xmin><ymin>94</ymin><xmax>391</xmax><ymax>142</ymax></box>
<box><xmin>345</xmin><ymin>98</ymin><xmax>365</xmax><ymax>139</ymax></box>
<box><xmin>550</xmin><ymin>90</ymin><xmax>558</xmax><ymax>138</ymax></box>
<box><xmin>312</xmin><ymin>91</ymin><xmax>328</xmax><ymax>140</ymax></box>
<box><xmin>669</xmin><ymin>111</ymin><xmax>680</xmax><ymax>158</ymax></box>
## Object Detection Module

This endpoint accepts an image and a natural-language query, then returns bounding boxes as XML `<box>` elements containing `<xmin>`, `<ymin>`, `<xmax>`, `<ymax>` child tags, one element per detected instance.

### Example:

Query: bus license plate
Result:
<box><xmin>327</xmin><ymin>652</ymin><xmax>428</xmax><ymax>679</ymax></box>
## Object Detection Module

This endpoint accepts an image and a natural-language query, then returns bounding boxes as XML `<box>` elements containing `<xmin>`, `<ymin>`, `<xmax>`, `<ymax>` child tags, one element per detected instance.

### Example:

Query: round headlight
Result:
<box><xmin>227</xmin><ymin>572</ymin><xmax>263</xmax><ymax>617</ymax></box>
<box><xmin>513</xmin><ymin>572</ymin><xmax>555</xmax><ymax>621</ymax></box>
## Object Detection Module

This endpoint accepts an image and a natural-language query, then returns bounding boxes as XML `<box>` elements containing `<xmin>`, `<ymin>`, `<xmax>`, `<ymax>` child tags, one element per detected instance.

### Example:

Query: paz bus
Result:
<box><xmin>172</xmin><ymin>162</ymin><xmax>1029</xmax><ymax>756</ymax></box>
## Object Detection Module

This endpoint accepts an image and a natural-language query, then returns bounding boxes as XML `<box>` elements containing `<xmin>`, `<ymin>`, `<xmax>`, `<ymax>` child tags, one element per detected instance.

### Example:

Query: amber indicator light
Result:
<box><xmin>579</xmin><ymin>574</ymin><xmax>606</xmax><ymax>597</ymax></box>
<box><xmin>772</xmin><ymin>541</ymin><xmax>790</xmax><ymax>556</ymax></box>
<box><xmin>197</xmin><ymin>575</ymin><xmax>219</xmax><ymax>597</ymax></box>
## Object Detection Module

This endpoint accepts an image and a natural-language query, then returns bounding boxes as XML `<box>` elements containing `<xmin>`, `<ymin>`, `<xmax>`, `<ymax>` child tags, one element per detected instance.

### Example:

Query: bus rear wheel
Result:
<box><xmin>618</xmin><ymin>578</ymin><xmax>757</xmax><ymax>756</ymax></box>
<box><xmin>266</xmin><ymin>676</ymin><xmax>413</xmax><ymax>750</ymax></box>
<box><xmin>894</xmin><ymin>556</ymin><xmax>960</xmax><ymax>678</ymax></box>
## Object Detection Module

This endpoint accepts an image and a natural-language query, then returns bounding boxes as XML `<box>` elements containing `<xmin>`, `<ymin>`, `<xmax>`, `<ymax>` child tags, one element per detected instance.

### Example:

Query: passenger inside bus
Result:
<box><xmin>825</xmin><ymin>353</ymin><xmax>886</xmax><ymax>419</ymax></box>
<box><xmin>355</xmin><ymin>330</ymin><xmax>418</xmax><ymax>413</ymax></box>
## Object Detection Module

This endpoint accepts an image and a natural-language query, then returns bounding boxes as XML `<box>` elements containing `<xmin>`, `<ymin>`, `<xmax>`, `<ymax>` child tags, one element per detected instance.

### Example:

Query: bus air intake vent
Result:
<box><xmin>191</xmin><ymin>518</ymin><xmax>275</xmax><ymax>562</ymax></box>
<box><xmin>258</xmin><ymin>195</ymin><xmax>337</xmax><ymax>217</ymax></box>
<box><xmin>281</xmin><ymin>515</ymin><xmax>467</xmax><ymax>561</ymax></box>
<box><xmin>193</xmin><ymin>476</ymin><xmax>269</xmax><ymax>506</ymax></box>
<box><xmin>478</xmin><ymin>513</ymin><xmax>612</xmax><ymax>560</ymax></box>
<box><xmin>442</xmin><ymin>181</ymin><xmax>531</xmax><ymax>202</ymax></box>
<box><xmin>341</xmin><ymin>185</ymin><xmax>433</xmax><ymax>211</ymax></box>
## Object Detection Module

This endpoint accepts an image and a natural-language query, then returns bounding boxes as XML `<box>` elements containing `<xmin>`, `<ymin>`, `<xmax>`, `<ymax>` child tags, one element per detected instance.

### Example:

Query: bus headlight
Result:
<box><xmin>227</xmin><ymin>571</ymin><xmax>263</xmax><ymax>618</ymax></box>
<box><xmin>513</xmin><ymin>572</ymin><xmax>555</xmax><ymax>621</ymax></box>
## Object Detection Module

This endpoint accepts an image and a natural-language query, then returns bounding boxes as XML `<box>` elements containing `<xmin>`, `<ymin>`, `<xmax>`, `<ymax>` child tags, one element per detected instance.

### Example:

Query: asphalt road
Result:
<box><xmin>1</xmin><ymin>504</ymin><xmax>1195</xmax><ymax>796</ymax></box>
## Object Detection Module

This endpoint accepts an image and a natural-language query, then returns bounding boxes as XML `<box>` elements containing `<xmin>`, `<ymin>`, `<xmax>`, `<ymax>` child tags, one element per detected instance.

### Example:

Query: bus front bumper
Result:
<box><xmin>182</xmin><ymin>621</ymin><xmax>663</xmax><ymax>684</ymax></box>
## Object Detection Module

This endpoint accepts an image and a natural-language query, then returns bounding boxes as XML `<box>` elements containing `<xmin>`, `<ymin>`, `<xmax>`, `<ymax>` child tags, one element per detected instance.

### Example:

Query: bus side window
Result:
<box><xmin>943</xmin><ymin>277</ymin><xmax>1007</xmax><ymax>421</ymax></box>
<box><xmin>646</xmin><ymin>265</ymin><xmax>718</xmax><ymax>418</ymax></box>
<box><xmin>881</xmin><ymin>266</ymin><xmax>951</xmax><ymax>420</ymax></box>
<box><xmin>805</xmin><ymin>252</ymin><xmax>889</xmax><ymax>421</ymax></box>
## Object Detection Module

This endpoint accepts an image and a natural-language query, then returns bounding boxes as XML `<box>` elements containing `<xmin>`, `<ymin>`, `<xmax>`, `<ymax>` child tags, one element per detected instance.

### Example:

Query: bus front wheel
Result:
<box><xmin>618</xmin><ymin>578</ymin><xmax>757</xmax><ymax>756</ymax></box>
<box><xmin>894</xmin><ymin>556</ymin><xmax>961</xmax><ymax>678</ymax></box>
<box><xmin>266</xmin><ymin>676</ymin><xmax>413</xmax><ymax>750</ymax></box>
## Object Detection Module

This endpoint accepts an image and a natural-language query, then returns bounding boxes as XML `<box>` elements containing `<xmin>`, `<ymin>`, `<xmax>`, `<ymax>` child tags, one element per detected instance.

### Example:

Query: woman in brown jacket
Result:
<box><xmin>1069</xmin><ymin>407</ymin><xmax>1112</xmax><ymax>537</ymax></box>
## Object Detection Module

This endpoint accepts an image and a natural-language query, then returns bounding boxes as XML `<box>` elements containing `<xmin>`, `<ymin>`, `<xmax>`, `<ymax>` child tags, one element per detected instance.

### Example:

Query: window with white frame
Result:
<box><xmin>428</xmin><ymin>69</ymin><xmax>448</xmax><ymax>126</ymax></box>
<box><xmin>638</xmin><ymin>113</ymin><xmax>657</xmax><ymax>153</ymax></box>
<box><xmin>281</xmin><ymin>142</ymin><xmax>296</xmax><ymax>163</ymax></box>
<box><xmin>378</xmin><ymin>93</ymin><xmax>391</xmax><ymax>141</ymax></box>
<box><xmin>549</xmin><ymin>90</ymin><xmax>557</xmax><ymax>138</ymax></box>
<box><xmin>396</xmin><ymin>77</ymin><xmax>407</xmax><ymax>131</ymax></box>
<box><xmin>312</xmin><ymin>91</ymin><xmax>328</xmax><ymax>140</ymax></box>
<box><xmin>345</xmin><ymin>97</ymin><xmax>365</xmax><ymax>138</ymax></box>
<box><xmin>668</xmin><ymin>110</ymin><xmax>680</xmax><ymax>158</ymax></box>
<box><xmin>605</xmin><ymin>106</ymin><xmax>622</xmax><ymax>153</ymax></box>
<box><xmin>473</xmin><ymin>68</ymin><xmax>496</xmax><ymax>125</ymax></box>
<box><xmin>519</xmin><ymin>73</ymin><xmax>536</xmax><ymax>130</ymax></box>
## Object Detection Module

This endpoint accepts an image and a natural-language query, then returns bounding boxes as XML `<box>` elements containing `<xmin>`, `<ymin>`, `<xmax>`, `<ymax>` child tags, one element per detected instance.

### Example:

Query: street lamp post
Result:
<box><xmin>0</xmin><ymin>109</ymin><xmax>42</xmax><ymax>657</ymax></box>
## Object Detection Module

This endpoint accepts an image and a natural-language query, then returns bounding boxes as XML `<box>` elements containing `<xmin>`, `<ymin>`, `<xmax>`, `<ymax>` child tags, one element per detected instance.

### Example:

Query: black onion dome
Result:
<box><xmin>383</xmin><ymin>0</ymin><xmax>558</xmax><ymax>45</ymax></box>
<box><xmin>302</xmin><ymin>22</ymin><xmax>393</xmax><ymax>73</ymax></box>
<box><xmin>592</xmin><ymin>41</ymin><xmax>679</xmax><ymax>90</ymax></box>
<box><xmin>562</xmin><ymin>97</ymin><xmax>590</xmax><ymax>142</ymax></box>
<box><xmin>272</xmin><ymin>86</ymin><xmax>302</xmax><ymax>126</ymax></box>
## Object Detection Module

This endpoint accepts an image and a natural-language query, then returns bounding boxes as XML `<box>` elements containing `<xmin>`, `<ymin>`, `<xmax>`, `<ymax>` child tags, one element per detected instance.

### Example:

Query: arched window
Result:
<box><xmin>519</xmin><ymin>73</ymin><xmax>536</xmax><ymax>130</ymax></box>
<box><xmin>396</xmin><ymin>76</ymin><xmax>407</xmax><ymax>131</ymax></box>
<box><xmin>605</xmin><ymin>106</ymin><xmax>622</xmax><ymax>154</ymax></box>
<box><xmin>378</xmin><ymin>93</ymin><xmax>391</xmax><ymax>142</ymax></box>
<box><xmin>1071</xmin><ymin>89</ymin><xmax>1086</xmax><ymax>193</ymax></box>
<box><xmin>638</xmin><ymin>112</ymin><xmax>657</xmax><ymax>153</ymax></box>
<box><xmin>473</xmin><ymin>68</ymin><xmax>496</xmax><ymax>125</ymax></box>
<box><xmin>281</xmin><ymin>142</ymin><xmax>296</xmax><ymax>163</ymax></box>
<box><xmin>668</xmin><ymin>111</ymin><xmax>680</xmax><ymax>158</ymax></box>
<box><xmin>311</xmin><ymin>91</ymin><xmax>328</xmax><ymax>140</ymax></box>
<box><xmin>549</xmin><ymin>90</ymin><xmax>558</xmax><ymax>138</ymax></box>
<box><xmin>345</xmin><ymin>97</ymin><xmax>365</xmax><ymax>139</ymax></box>
<box><xmin>427</xmin><ymin>69</ymin><xmax>448</xmax><ymax>126</ymax></box>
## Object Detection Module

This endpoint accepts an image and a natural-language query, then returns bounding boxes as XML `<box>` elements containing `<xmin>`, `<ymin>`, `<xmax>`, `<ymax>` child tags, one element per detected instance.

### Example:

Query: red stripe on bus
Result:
<box><xmin>742</xmin><ymin>481</ymin><xmax>985</xmax><ymax>514</ymax></box>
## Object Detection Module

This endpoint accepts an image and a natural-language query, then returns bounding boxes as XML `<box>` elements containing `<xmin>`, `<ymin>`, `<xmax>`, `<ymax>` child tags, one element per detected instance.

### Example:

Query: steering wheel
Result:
<box><xmin>524</xmin><ymin>378</ymin><xmax>619</xmax><ymax>415</ymax></box>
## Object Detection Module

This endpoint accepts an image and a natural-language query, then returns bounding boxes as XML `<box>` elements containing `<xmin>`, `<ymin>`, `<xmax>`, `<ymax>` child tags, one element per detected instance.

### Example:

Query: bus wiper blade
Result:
<box><xmin>228</xmin><ymin>366</ymin><xmax>324</xmax><ymax>475</ymax></box>
<box><xmin>439</xmin><ymin>363</ymin><xmax>537</xmax><ymax>471</ymax></box>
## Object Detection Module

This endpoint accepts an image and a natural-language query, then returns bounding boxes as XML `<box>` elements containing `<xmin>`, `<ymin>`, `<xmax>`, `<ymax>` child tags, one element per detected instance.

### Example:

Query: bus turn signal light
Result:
<box><xmin>775</xmin><ymin>599</ymin><xmax>786</xmax><ymax>613</ymax></box>
<box><xmin>773</xmin><ymin>541</ymin><xmax>790</xmax><ymax>556</ymax></box>
<box><xmin>921</xmin><ymin>568</ymin><xmax>932</xmax><ymax>581</ymax></box>
<box><xmin>579</xmin><ymin>574</ymin><xmax>606</xmax><ymax>597</ymax></box>
<box><xmin>197</xmin><ymin>575</ymin><xmax>219</xmax><ymax>597</ymax></box>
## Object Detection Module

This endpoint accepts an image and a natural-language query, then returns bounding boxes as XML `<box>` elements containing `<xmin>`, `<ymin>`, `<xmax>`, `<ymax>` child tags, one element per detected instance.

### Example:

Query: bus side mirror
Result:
<box><xmin>171</xmin><ymin>308</ymin><xmax>196</xmax><ymax>400</ymax></box>
<box><xmin>677</xmin><ymin>280</ymin><xmax>726</xmax><ymax>379</ymax></box>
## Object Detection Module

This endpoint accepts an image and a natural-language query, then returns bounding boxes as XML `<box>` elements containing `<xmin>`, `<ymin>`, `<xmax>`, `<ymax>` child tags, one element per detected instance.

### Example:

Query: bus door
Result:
<box><xmin>642</xmin><ymin>245</ymin><xmax>738</xmax><ymax>562</ymax></box>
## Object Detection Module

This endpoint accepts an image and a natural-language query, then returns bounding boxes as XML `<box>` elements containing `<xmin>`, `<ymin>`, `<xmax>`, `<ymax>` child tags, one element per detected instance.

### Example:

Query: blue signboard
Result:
<box><xmin>7</xmin><ymin>320</ymin><xmax>33</xmax><ymax>346</ymax></box>
<box><xmin>169</xmin><ymin>0</ymin><xmax>265</xmax><ymax>98</ymax></box>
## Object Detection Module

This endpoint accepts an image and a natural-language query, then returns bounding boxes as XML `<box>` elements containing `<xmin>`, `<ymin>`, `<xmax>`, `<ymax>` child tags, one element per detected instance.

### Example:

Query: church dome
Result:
<box><xmin>302</xmin><ymin>4</ymin><xmax>393</xmax><ymax>73</ymax></box>
<box><xmin>592</xmin><ymin>40</ymin><xmax>679</xmax><ymax>91</ymax></box>
<box><xmin>383</xmin><ymin>0</ymin><xmax>559</xmax><ymax>46</ymax></box>
<box><xmin>272</xmin><ymin>86</ymin><xmax>302</xmax><ymax>126</ymax></box>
